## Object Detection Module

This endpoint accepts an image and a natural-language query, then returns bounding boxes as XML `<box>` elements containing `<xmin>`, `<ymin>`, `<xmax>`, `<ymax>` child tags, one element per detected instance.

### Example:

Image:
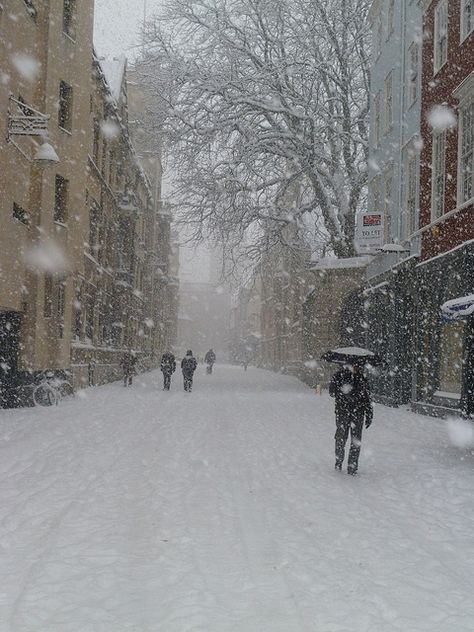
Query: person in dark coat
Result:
<box><xmin>160</xmin><ymin>351</ymin><xmax>176</xmax><ymax>391</ymax></box>
<box><xmin>181</xmin><ymin>350</ymin><xmax>197</xmax><ymax>392</ymax></box>
<box><xmin>120</xmin><ymin>351</ymin><xmax>137</xmax><ymax>387</ymax></box>
<box><xmin>329</xmin><ymin>363</ymin><xmax>373</xmax><ymax>475</ymax></box>
<box><xmin>204</xmin><ymin>348</ymin><xmax>216</xmax><ymax>374</ymax></box>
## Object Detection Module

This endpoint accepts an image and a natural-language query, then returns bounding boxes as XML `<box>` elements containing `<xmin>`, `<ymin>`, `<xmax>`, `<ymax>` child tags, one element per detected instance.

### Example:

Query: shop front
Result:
<box><xmin>413</xmin><ymin>243</ymin><xmax>474</xmax><ymax>417</ymax></box>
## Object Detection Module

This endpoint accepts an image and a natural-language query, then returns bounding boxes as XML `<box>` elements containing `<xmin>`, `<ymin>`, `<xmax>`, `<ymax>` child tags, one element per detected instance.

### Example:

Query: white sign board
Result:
<box><xmin>355</xmin><ymin>212</ymin><xmax>384</xmax><ymax>252</ymax></box>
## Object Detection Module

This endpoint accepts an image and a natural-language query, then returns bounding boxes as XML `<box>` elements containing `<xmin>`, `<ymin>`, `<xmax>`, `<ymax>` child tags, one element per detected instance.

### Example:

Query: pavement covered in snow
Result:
<box><xmin>1</xmin><ymin>366</ymin><xmax>474</xmax><ymax>631</ymax></box>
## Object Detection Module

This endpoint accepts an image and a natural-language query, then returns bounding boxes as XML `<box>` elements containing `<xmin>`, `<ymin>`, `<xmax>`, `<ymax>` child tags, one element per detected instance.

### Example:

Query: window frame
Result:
<box><xmin>457</xmin><ymin>97</ymin><xmax>474</xmax><ymax>206</ymax></box>
<box><xmin>58</xmin><ymin>80</ymin><xmax>73</xmax><ymax>132</ymax></box>
<box><xmin>54</xmin><ymin>174</ymin><xmax>69</xmax><ymax>224</ymax></box>
<box><xmin>461</xmin><ymin>0</ymin><xmax>474</xmax><ymax>42</ymax></box>
<box><xmin>434</xmin><ymin>0</ymin><xmax>448</xmax><ymax>74</ymax></box>
<box><xmin>62</xmin><ymin>0</ymin><xmax>77</xmax><ymax>40</ymax></box>
<box><xmin>13</xmin><ymin>202</ymin><xmax>30</xmax><ymax>227</ymax></box>
<box><xmin>387</xmin><ymin>0</ymin><xmax>395</xmax><ymax>38</ymax></box>
<box><xmin>404</xmin><ymin>153</ymin><xmax>418</xmax><ymax>238</ymax></box>
<box><xmin>373</xmin><ymin>92</ymin><xmax>381</xmax><ymax>147</ymax></box>
<box><xmin>383</xmin><ymin>166</ymin><xmax>393</xmax><ymax>244</ymax></box>
<box><xmin>407</xmin><ymin>42</ymin><xmax>419</xmax><ymax>109</ymax></box>
<box><xmin>384</xmin><ymin>71</ymin><xmax>393</xmax><ymax>134</ymax></box>
<box><xmin>431</xmin><ymin>130</ymin><xmax>446</xmax><ymax>220</ymax></box>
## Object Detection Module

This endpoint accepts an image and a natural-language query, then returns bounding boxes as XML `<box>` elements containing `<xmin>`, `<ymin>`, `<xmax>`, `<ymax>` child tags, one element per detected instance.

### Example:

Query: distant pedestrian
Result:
<box><xmin>88</xmin><ymin>358</ymin><xmax>96</xmax><ymax>387</ymax></box>
<box><xmin>120</xmin><ymin>351</ymin><xmax>137</xmax><ymax>387</ymax></box>
<box><xmin>204</xmin><ymin>348</ymin><xmax>216</xmax><ymax>374</ymax></box>
<box><xmin>160</xmin><ymin>351</ymin><xmax>176</xmax><ymax>391</ymax></box>
<box><xmin>181</xmin><ymin>350</ymin><xmax>197</xmax><ymax>392</ymax></box>
<box><xmin>329</xmin><ymin>363</ymin><xmax>373</xmax><ymax>475</ymax></box>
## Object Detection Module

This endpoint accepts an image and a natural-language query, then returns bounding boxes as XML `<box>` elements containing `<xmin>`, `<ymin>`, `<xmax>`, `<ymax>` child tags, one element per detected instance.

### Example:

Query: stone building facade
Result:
<box><xmin>302</xmin><ymin>258</ymin><xmax>370</xmax><ymax>388</ymax></box>
<box><xmin>0</xmin><ymin>4</ymin><xmax>178</xmax><ymax>405</ymax></box>
<box><xmin>0</xmin><ymin>0</ymin><xmax>94</xmax><ymax>405</ymax></box>
<box><xmin>361</xmin><ymin>0</ymin><xmax>423</xmax><ymax>406</ymax></box>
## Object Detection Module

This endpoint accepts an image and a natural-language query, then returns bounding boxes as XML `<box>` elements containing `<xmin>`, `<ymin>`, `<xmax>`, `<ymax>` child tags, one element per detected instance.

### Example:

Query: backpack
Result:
<box><xmin>182</xmin><ymin>356</ymin><xmax>196</xmax><ymax>373</ymax></box>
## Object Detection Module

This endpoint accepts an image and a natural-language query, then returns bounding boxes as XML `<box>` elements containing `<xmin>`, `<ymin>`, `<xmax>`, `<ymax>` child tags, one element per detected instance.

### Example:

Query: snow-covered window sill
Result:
<box><xmin>433</xmin><ymin>390</ymin><xmax>461</xmax><ymax>400</ymax></box>
<box><xmin>63</xmin><ymin>32</ymin><xmax>76</xmax><ymax>44</ymax></box>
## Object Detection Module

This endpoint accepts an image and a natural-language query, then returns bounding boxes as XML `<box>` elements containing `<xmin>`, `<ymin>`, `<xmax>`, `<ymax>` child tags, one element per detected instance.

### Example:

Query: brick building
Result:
<box><xmin>413</xmin><ymin>0</ymin><xmax>474</xmax><ymax>416</ymax></box>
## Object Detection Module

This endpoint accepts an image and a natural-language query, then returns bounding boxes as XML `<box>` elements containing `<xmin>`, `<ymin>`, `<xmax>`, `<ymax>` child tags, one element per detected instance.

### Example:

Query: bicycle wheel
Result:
<box><xmin>33</xmin><ymin>383</ymin><xmax>57</xmax><ymax>406</ymax></box>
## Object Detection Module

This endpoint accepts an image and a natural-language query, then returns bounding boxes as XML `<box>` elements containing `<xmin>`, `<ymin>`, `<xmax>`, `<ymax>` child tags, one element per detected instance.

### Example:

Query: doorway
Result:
<box><xmin>0</xmin><ymin>311</ymin><xmax>22</xmax><ymax>407</ymax></box>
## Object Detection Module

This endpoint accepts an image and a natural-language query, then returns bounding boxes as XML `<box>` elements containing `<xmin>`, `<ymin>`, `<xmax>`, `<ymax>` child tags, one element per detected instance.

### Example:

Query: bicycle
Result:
<box><xmin>33</xmin><ymin>371</ymin><xmax>74</xmax><ymax>407</ymax></box>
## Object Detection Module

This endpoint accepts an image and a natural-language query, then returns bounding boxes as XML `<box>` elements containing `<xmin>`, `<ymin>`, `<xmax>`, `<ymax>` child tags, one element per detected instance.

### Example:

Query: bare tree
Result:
<box><xmin>141</xmin><ymin>0</ymin><xmax>371</xmax><ymax>261</ymax></box>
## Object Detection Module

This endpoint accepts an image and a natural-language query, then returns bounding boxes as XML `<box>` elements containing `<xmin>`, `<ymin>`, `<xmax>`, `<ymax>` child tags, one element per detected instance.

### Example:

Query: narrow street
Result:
<box><xmin>1</xmin><ymin>366</ymin><xmax>473</xmax><ymax>631</ymax></box>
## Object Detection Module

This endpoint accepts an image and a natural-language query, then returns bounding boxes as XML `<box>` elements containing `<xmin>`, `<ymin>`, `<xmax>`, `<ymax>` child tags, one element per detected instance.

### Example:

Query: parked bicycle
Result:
<box><xmin>33</xmin><ymin>370</ymin><xmax>74</xmax><ymax>406</ymax></box>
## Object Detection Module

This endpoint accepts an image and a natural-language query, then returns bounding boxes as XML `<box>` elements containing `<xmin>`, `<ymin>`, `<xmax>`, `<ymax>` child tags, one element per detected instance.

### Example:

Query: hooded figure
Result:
<box><xmin>329</xmin><ymin>364</ymin><xmax>373</xmax><ymax>475</ymax></box>
<box><xmin>204</xmin><ymin>349</ymin><xmax>216</xmax><ymax>374</ymax></box>
<box><xmin>120</xmin><ymin>351</ymin><xmax>137</xmax><ymax>387</ymax></box>
<box><xmin>160</xmin><ymin>351</ymin><xmax>176</xmax><ymax>390</ymax></box>
<box><xmin>181</xmin><ymin>350</ymin><xmax>197</xmax><ymax>392</ymax></box>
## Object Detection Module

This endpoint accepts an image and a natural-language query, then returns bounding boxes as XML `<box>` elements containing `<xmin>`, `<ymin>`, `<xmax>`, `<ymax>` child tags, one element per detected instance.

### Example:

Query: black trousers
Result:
<box><xmin>162</xmin><ymin>372</ymin><xmax>171</xmax><ymax>390</ymax></box>
<box><xmin>183</xmin><ymin>373</ymin><xmax>194</xmax><ymax>391</ymax></box>
<box><xmin>335</xmin><ymin>413</ymin><xmax>364</xmax><ymax>473</ymax></box>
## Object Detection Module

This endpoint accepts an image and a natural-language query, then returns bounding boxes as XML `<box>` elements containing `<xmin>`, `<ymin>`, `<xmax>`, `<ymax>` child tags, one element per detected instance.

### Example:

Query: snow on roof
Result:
<box><xmin>309</xmin><ymin>256</ymin><xmax>372</xmax><ymax>271</ymax></box>
<box><xmin>99</xmin><ymin>55</ymin><xmax>127</xmax><ymax>103</ymax></box>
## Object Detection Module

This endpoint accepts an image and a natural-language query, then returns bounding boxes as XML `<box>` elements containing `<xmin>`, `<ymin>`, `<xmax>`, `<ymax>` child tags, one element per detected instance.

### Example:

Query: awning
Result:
<box><xmin>441</xmin><ymin>294</ymin><xmax>474</xmax><ymax>321</ymax></box>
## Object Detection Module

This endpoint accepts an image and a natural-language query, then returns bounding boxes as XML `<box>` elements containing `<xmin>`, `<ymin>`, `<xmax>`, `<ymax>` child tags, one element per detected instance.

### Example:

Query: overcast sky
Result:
<box><xmin>94</xmin><ymin>0</ymin><xmax>164</xmax><ymax>59</ymax></box>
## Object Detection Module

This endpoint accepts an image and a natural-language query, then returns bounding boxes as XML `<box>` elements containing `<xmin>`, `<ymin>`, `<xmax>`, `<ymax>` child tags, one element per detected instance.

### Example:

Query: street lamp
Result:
<box><xmin>6</xmin><ymin>95</ymin><xmax>59</xmax><ymax>165</ymax></box>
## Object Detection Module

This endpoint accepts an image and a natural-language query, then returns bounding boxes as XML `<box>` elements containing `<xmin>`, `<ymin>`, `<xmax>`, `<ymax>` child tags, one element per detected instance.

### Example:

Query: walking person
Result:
<box><xmin>204</xmin><ymin>348</ymin><xmax>216</xmax><ymax>374</ymax></box>
<box><xmin>120</xmin><ymin>351</ymin><xmax>137</xmax><ymax>387</ymax></box>
<box><xmin>329</xmin><ymin>363</ymin><xmax>373</xmax><ymax>475</ymax></box>
<box><xmin>181</xmin><ymin>350</ymin><xmax>197</xmax><ymax>392</ymax></box>
<box><xmin>160</xmin><ymin>351</ymin><xmax>176</xmax><ymax>391</ymax></box>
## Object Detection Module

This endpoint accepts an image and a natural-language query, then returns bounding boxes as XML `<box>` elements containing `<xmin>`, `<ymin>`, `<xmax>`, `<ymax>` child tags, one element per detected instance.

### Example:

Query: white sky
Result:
<box><xmin>93</xmin><ymin>0</ymin><xmax>164</xmax><ymax>58</ymax></box>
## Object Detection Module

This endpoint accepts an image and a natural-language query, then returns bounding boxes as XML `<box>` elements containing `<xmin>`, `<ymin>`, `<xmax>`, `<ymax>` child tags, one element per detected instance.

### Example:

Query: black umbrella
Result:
<box><xmin>321</xmin><ymin>347</ymin><xmax>386</xmax><ymax>367</ymax></box>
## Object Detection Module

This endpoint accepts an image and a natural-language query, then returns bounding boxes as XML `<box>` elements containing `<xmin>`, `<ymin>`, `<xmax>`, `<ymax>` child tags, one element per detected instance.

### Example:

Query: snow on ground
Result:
<box><xmin>1</xmin><ymin>365</ymin><xmax>474</xmax><ymax>632</ymax></box>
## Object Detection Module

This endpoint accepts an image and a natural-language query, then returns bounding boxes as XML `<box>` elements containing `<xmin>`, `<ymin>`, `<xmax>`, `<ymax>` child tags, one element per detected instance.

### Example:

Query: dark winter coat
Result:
<box><xmin>120</xmin><ymin>354</ymin><xmax>137</xmax><ymax>375</ymax></box>
<box><xmin>181</xmin><ymin>355</ymin><xmax>197</xmax><ymax>376</ymax></box>
<box><xmin>160</xmin><ymin>352</ymin><xmax>176</xmax><ymax>375</ymax></box>
<box><xmin>205</xmin><ymin>350</ymin><xmax>216</xmax><ymax>364</ymax></box>
<box><xmin>329</xmin><ymin>367</ymin><xmax>373</xmax><ymax>425</ymax></box>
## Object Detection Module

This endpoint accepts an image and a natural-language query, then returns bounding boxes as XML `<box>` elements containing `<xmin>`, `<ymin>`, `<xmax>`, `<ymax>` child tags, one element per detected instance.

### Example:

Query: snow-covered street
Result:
<box><xmin>1</xmin><ymin>365</ymin><xmax>474</xmax><ymax>632</ymax></box>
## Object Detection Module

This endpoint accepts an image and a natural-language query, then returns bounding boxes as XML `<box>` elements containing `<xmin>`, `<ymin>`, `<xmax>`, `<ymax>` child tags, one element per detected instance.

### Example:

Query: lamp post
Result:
<box><xmin>7</xmin><ymin>95</ymin><xmax>59</xmax><ymax>165</ymax></box>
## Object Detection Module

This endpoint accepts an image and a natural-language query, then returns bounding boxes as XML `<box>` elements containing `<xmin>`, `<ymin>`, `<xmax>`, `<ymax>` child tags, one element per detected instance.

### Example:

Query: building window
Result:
<box><xmin>58</xmin><ymin>80</ymin><xmax>73</xmax><ymax>132</ymax></box>
<box><xmin>22</xmin><ymin>0</ymin><xmax>37</xmax><ymax>21</ymax></box>
<box><xmin>431</xmin><ymin>131</ymin><xmax>446</xmax><ymax>220</ymax></box>
<box><xmin>407</xmin><ymin>43</ymin><xmax>418</xmax><ymax>108</ymax></box>
<box><xmin>438</xmin><ymin>322</ymin><xmax>464</xmax><ymax>395</ymax></box>
<box><xmin>383</xmin><ymin>168</ymin><xmax>393</xmax><ymax>243</ymax></box>
<box><xmin>434</xmin><ymin>0</ymin><xmax>448</xmax><ymax>73</ymax></box>
<box><xmin>63</xmin><ymin>0</ymin><xmax>76</xmax><ymax>39</ymax></box>
<box><xmin>54</xmin><ymin>175</ymin><xmax>69</xmax><ymax>223</ymax></box>
<box><xmin>371</xmin><ymin>174</ymin><xmax>382</xmax><ymax>215</ymax></box>
<box><xmin>13</xmin><ymin>202</ymin><xmax>30</xmax><ymax>226</ymax></box>
<box><xmin>373</xmin><ymin>92</ymin><xmax>381</xmax><ymax>146</ymax></box>
<box><xmin>459</xmin><ymin>100</ymin><xmax>474</xmax><ymax>204</ymax></box>
<box><xmin>57</xmin><ymin>281</ymin><xmax>66</xmax><ymax>338</ymax></box>
<box><xmin>405</xmin><ymin>154</ymin><xmax>418</xmax><ymax>238</ymax></box>
<box><xmin>44</xmin><ymin>275</ymin><xmax>53</xmax><ymax>318</ymax></box>
<box><xmin>461</xmin><ymin>0</ymin><xmax>474</xmax><ymax>41</ymax></box>
<box><xmin>384</xmin><ymin>71</ymin><xmax>393</xmax><ymax>133</ymax></box>
<box><xmin>387</xmin><ymin>0</ymin><xmax>395</xmax><ymax>36</ymax></box>
<box><xmin>93</xmin><ymin>119</ymin><xmax>100</xmax><ymax>163</ymax></box>
<box><xmin>376</xmin><ymin>18</ymin><xmax>383</xmax><ymax>56</ymax></box>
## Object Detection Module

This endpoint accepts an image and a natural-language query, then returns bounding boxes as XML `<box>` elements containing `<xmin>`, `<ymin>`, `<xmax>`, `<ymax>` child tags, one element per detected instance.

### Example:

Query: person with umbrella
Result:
<box><xmin>323</xmin><ymin>348</ymin><xmax>379</xmax><ymax>475</ymax></box>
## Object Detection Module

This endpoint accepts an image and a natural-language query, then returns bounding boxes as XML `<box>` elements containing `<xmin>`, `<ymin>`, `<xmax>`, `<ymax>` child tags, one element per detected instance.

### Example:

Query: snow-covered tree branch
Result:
<box><xmin>140</xmin><ymin>0</ymin><xmax>371</xmax><ymax>260</ymax></box>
